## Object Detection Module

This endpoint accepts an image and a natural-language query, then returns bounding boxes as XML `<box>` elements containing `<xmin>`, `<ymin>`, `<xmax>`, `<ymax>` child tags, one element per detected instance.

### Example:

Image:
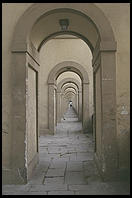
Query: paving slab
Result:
<box><xmin>67</xmin><ymin>161</ymin><xmax>83</xmax><ymax>172</ymax></box>
<box><xmin>44</xmin><ymin>177</ymin><xmax>64</xmax><ymax>185</ymax></box>
<box><xmin>45</xmin><ymin>168</ymin><xmax>65</xmax><ymax>177</ymax></box>
<box><xmin>69</xmin><ymin>184</ymin><xmax>101</xmax><ymax>191</ymax></box>
<box><xmin>3</xmin><ymin>191</ymin><xmax>30</xmax><ymax>195</ymax></box>
<box><xmin>67</xmin><ymin>147</ymin><xmax>76</xmax><ymax>153</ymax></box>
<box><xmin>84</xmin><ymin>169</ymin><xmax>99</xmax><ymax>178</ymax></box>
<box><xmin>48</xmin><ymin>191</ymin><xmax>75</xmax><ymax>195</ymax></box>
<box><xmin>39</xmin><ymin>153</ymin><xmax>60</xmax><ymax>161</ymax></box>
<box><xmin>76</xmin><ymin>152</ymin><xmax>93</xmax><ymax>161</ymax></box>
<box><xmin>34</xmin><ymin>161</ymin><xmax>50</xmax><ymax>173</ymax></box>
<box><xmin>74</xmin><ymin>190</ymin><xmax>108</xmax><ymax>195</ymax></box>
<box><xmin>69</xmin><ymin>152</ymin><xmax>77</xmax><ymax>161</ymax></box>
<box><xmin>49</xmin><ymin>161</ymin><xmax>66</xmax><ymax>169</ymax></box>
<box><xmin>28</xmin><ymin>174</ymin><xmax>45</xmax><ymax>185</ymax></box>
<box><xmin>52</xmin><ymin>157</ymin><xmax>70</xmax><ymax>162</ymax></box>
<box><xmin>69</xmin><ymin>182</ymin><xmax>129</xmax><ymax>195</ymax></box>
<box><xmin>3</xmin><ymin>191</ymin><xmax>48</xmax><ymax>195</ymax></box>
<box><xmin>85</xmin><ymin>174</ymin><xmax>102</xmax><ymax>184</ymax></box>
<box><xmin>29</xmin><ymin>184</ymin><xmax>68</xmax><ymax>191</ymax></box>
<box><xmin>65</xmin><ymin>171</ymin><xmax>87</xmax><ymax>184</ymax></box>
<box><xmin>48</xmin><ymin>146</ymin><xmax>67</xmax><ymax>154</ymax></box>
<box><xmin>26</xmin><ymin>191</ymin><xmax>48</xmax><ymax>195</ymax></box>
<box><xmin>2</xmin><ymin>184</ymin><xmax>31</xmax><ymax>193</ymax></box>
<box><xmin>39</xmin><ymin>147</ymin><xmax>48</xmax><ymax>153</ymax></box>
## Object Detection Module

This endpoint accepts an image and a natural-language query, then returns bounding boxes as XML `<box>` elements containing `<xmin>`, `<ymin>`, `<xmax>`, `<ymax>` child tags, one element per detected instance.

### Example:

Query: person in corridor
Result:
<box><xmin>69</xmin><ymin>101</ymin><xmax>72</xmax><ymax>108</ymax></box>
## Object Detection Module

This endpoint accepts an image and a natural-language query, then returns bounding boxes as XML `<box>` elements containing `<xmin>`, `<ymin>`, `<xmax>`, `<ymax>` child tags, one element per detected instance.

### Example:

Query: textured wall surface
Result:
<box><xmin>27</xmin><ymin>67</ymin><xmax>37</xmax><ymax>165</ymax></box>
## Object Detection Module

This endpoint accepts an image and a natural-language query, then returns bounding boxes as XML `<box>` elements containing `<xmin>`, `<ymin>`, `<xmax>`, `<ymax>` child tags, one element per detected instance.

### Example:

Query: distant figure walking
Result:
<box><xmin>69</xmin><ymin>101</ymin><xmax>72</xmax><ymax>108</ymax></box>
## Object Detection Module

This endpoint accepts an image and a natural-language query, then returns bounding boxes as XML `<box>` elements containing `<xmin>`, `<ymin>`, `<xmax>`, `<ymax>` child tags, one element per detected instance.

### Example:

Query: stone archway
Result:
<box><xmin>57</xmin><ymin>78</ymin><xmax>81</xmax><ymax>122</ymax></box>
<box><xmin>63</xmin><ymin>86</ymin><xmax>78</xmax><ymax>93</ymax></box>
<box><xmin>62</xmin><ymin>85</ymin><xmax>79</xmax><ymax>116</ymax></box>
<box><xmin>7</xmin><ymin>3</ymin><xmax>117</xmax><ymax>184</ymax></box>
<box><xmin>48</xmin><ymin>61</ymin><xmax>89</xmax><ymax>134</ymax></box>
<box><xmin>64</xmin><ymin>90</ymin><xmax>76</xmax><ymax>95</ymax></box>
<box><xmin>64</xmin><ymin>91</ymin><xmax>77</xmax><ymax>113</ymax></box>
<box><xmin>57</xmin><ymin>78</ymin><xmax>82</xmax><ymax>92</ymax></box>
<box><xmin>63</xmin><ymin>86</ymin><xmax>78</xmax><ymax>114</ymax></box>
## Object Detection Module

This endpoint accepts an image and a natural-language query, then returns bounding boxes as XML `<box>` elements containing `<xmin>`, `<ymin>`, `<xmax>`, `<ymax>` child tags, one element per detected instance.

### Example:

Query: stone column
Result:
<box><xmin>75</xmin><ymin>93</ymin><xmax>78</xmax><ymax>114</ymax></box>
<box><xmin>54</xmin><ymin>88</ymin><xmax>57</xmax><ymax>127</ymax></box>
<box><xmin>8</xmin><ymin>44</ymin><xmax>40</xmax><ymax>184</ymax></box>
<box><xmin>61</xmin><ymin>93</ymin><xmax>66</xmax><ymax>118</ymax></box>
<box><xmin>77</xmin><ymin>92</ymin><xmax>79</xmax><ymax>115</ymax></box>
<box><xmin>78</xmin><ymin>90</ymin><xmax>82</xmax><ymax>121</ymax></box>
<box><xmin>57</xmin><ymin>91</ymin><xmax>61</xmax><ymax>123</ymax></box>
<box><xmin>82</xmin><ymin>82</ymin><xmax>89</xmax><ymax>133</ymax></box>
<box><xmin>72</xmin><ymin>95</ymin><xmax>76</xmax><ymax>110</ymax></box>
<box><xmin>61</xmin><ymin>93</ymin><xmax>64</xmax><ymax>118</ymax></box>
<box><xmin>11</xmin><ymin>52</ymin><xmax>28</xmax><ymax>184</ymax></box>
<box><xmin>92</xmin><ymin>72</ymin><xmax>96</xmax><ymax>150</ymax></box>
<box><xmin>63</xmin><ymin>96</ymin><xmax>67</xmax><ymax>115</ymax></box>
<box><xmin>48</xmin><ymin>83</ymin><xmax>55</xmax><ymax>134</ymax></box>
<box><xmin>92</xmin><ymin>39</ymin><xmax>118</xmax><ymax>180</ymax></box>
<box><xmin>99</xmin><ymin>51</ymin><xmax>118</xmax><ymax>180</ymax></box>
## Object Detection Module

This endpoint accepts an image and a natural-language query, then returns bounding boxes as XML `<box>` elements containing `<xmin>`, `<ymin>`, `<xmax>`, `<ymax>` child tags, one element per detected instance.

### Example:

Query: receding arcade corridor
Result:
<box><xmin>2</xmin><ymin>3</ymin><xmax>130</xmax><ymax>196</ymax></box>
<box><xmin>2</xmin><ymin>107</ymin><xmax>129</xmax><ymax>195</ymax></box>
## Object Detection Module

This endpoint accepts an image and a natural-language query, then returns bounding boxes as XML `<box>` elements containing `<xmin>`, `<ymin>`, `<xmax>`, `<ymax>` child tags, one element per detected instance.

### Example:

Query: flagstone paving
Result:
<box><xmin>2</xmin><ymin>107</ymin><xmax>130</xmax><ymax>195</ymax></box>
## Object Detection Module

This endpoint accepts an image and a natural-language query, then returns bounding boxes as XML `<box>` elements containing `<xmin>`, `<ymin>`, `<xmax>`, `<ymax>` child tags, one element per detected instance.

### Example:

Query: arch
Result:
<box><xmin>57</xmin><ymin>77</ymin><xmax>82</xmax><ymax>123</ymax></box>
<box><xmin>63</xmin><ymin>88</ymin><xmax>78</xmax><ymax>110</ymax></box>
<box><xmin>63</xmin><ymin>85</ymin><xmax>79</xmax><ymax>113</ymax></box>
<box><xmin>57</xmin><ymin>77</ymin><xmax>81</xmax><ymax>92</ymax></box>
<box><xmin>48</xmin><ymin>61</ymin><xmax>89</xmax><ymax>84</ymax></box>
<box><xmin>64</xmin><ymin>91</ymin><xmax>76</xmax><ymax>104</ymax></box>
<box><xmin>62</xmin><ymin>91</ymin><xmax>77</xmax><ymax>116</ymax></box>
<box><xmin>48</xmin><ymin>61</ymin><xmax>89</xmax><ymax>133</ymax></box>
<box><xmin>62</xmin><ymin>82</ymin><xmax>78</xmax><ymax>89</ymax></box>
<box><xmin>12</xmin><ymin>3</ymin><xmax>116</xmax><ymax>53</ymax></box>
<box><xmin>64</xmin><ymin>90</ymin><xmax>76</xmax><ymax>96</ymax></box>
<box><xmin>38</xmin><ymin>31</ymin><xmax>94</xmax><ymax>52</ymax></box>
<box><xmin>9</xmin><ymin>3</ymin><xmax>117</xmax><ymax>184</ymax></box>
<box><xmin>62</xmin><ymin>86</ymin><xmax>78</xmax><ymax>94</ymax></box>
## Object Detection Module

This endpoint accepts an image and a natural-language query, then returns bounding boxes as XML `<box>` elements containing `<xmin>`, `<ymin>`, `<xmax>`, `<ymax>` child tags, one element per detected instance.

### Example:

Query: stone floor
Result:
<box><xmin>2</xmin><ymin>107</ymin><xmax>130</xmax><ymax>195</ymax></box>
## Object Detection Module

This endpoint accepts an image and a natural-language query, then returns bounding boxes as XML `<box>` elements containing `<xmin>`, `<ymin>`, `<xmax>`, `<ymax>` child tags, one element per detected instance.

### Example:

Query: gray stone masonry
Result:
<box><xmin>2</xmin><ymin>107</ymin><xmax>130</xmax><ymax>195</ymax></box>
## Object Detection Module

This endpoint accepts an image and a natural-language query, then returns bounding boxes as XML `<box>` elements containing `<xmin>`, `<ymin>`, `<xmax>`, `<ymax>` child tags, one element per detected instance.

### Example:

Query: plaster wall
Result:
<box><xmin>2</xmin><ymin>3</ymin><xmax>130</xmax><ymax>173</ymax></box>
